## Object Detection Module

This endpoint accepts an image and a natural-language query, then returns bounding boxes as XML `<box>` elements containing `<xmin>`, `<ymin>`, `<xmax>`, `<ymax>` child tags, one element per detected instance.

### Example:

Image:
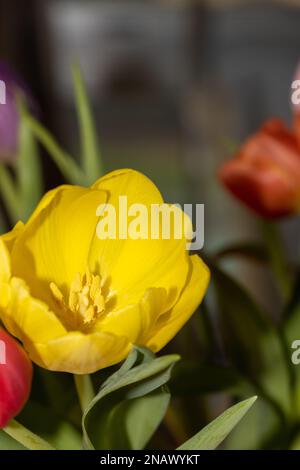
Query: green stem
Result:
<box><xmin>26</xmin><ymin>115</ymin><xmax>87</xmax><ymax>186</ymax></box>
<box><xmin>260</xmin><ymin>220</ymin><xmax>291</xmax><ymax>301</ymax></box>
<box><xmin>74</xmin><ymin>374</ymin><xmax>94</xmax><ymax>412</ymax></box>
<box><xmin>0</xmin><ymin>165</ymin><xmax>20</xmax><ymax>223</ymax></box>
<box><xmin>3</xmin><ymin>419</ymin><xmax>55</xmax><ymax>450</ymax></box>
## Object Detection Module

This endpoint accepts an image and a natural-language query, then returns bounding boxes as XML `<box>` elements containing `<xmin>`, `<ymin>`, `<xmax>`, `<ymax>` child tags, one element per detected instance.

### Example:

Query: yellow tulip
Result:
<box><xmin>0</xmin><ymin>169</ymin><xmax>210</xmax><ymax>374</ymax></box>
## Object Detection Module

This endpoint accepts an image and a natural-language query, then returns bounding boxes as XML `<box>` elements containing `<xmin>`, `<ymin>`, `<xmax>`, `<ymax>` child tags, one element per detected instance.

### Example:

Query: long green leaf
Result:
<box><xmin>178</xmin><ymin>396</ymin><xmax>257</xmax><ymax>450</ymax></box>
<box><xmin>72</xmin><ymin>63</ymin><xmax>103</xmax><ymax>183</ymax></box>
<box><xmin>0</xmin><ymin>165</ymin><xmax>19</xmax><ymax>223</ymax></box>
<box><xmin>0</xmin><ymin>430</ymin><xmax>26</xmax><ymax>450</ymax></box>
<box><xmin>3</xmin><ymin>420</ymin><xmax>55</xmax><ymax>450</ymax></box>
<box><xmin>16</xmin><ymin>102</ymin><xmax>43</xmax><ymax>220</ymax></box>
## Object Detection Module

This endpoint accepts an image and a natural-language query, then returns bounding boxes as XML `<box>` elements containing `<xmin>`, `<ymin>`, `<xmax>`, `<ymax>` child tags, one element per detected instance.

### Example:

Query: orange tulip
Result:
<box><xmin>219</xmin><ymin>119</ymin><xmax>300</xmax><ymax>219</ymax></box>
<box><xmin>0</xmin><ymin>327</ymin><xmax>32</xmax><ymax>428</ymax></box>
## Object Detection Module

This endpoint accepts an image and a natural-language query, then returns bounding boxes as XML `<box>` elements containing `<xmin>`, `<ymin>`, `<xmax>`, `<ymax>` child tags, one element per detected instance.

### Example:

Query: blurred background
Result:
<box><xmin>2</xmin><ymin>0</ymin><xmax>300</xmax><ymax>289</ymax></box>
<box><xmin>1</xmin><ymin>0</ymin><xmax>300</xmax><ymax>449</ymax></box>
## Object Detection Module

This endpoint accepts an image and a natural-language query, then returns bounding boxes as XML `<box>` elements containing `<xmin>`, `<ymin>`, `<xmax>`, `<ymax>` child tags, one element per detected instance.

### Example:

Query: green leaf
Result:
<box><xmin>3</xmin><ymin>420</ymin><xmax>55</xmax><ymax>450</ymax></box>
<box><xmin>0</xmin><ymin>165</ymin><xmax>19</xmax><ymax>223</ymax></box>
<box><xmin>82</xmin><ymin>347</ymin><xmax>179</xmax><ymax>450</ymax></box>
<box><xmin>224</xmin><ymin>396</ymin><xmax>282</xmax><ymax>450</ymax></box>
<box><xmin>210</xmin><ymin>262</ymin><xmax>292</xmax><ymax>420</ymax></box>
<box><xmin>0</xmin><ymin>430</ymin><xmax>26</xmax><ymax>450</ymax></box>
<box><xmin>72</xmin><ymin>63</ymin><xmax>103</xmax><ymax>184</ymax></box>
<box><xmin>177</xmin><ymin>396</ymin><xmax>257</xmax><ymax>450</ymax></box>
<box><xmin>16</xmin><ymin>102</ymin><xmax>43</xmax><ymax>221</ymax></box>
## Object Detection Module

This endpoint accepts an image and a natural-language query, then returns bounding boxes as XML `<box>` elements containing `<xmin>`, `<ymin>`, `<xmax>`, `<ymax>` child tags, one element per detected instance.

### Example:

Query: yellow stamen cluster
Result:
<box><xmin>50</xmin><ymin>269</ymin><xmax>105</xmax><ymax>330</ymax></box>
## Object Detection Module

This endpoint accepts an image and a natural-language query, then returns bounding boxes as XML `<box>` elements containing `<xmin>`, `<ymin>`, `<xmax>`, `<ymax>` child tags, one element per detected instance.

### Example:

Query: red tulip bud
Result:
<box><xmin>0</xmin><ymin>327</ymin><xmax>32</xmax><ymax>428</ymax></box>
<box><xmin>219</xmin><ymin>119</ymin><xmax>300</xmax><ymax>219</ymax></box>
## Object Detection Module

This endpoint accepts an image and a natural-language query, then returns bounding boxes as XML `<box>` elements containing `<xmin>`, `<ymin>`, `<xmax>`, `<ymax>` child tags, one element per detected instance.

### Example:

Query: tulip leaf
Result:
<box><xmin>177</xmin><ymin>396</ymin><xmax>257</xmax><ymax>450</ymax></box>
<box><xmin>16</xmin><ymin>101</ymin><xmax>43</xmax><ymax>221</ymax></box>
<box><xmin>72</xmin><ymin>63</ymin><xmax>103</xmax><ymax>183</ymax></box>
<box><xmin>82</xmin><ymin>347</ymin><xmax>179</xmax><ymax>450</ymax></box>
<box><xmin>0</xmin><ymin>165</ymin><xmax>19</xmax><ymax>223</ymax></box>
<box><xmin>2</xmin><ymin>419</ymin><xmax>55</xmax><ymax>450</ymax></box>
<box><xmin>0</xmin><ymin>430</ymin><xmax>26</xmax><ymax>450</ymax></box>
<box><xmin>224</xmin><ymin>396</ymin><xmax>281</xmax><ymax>450</ymax></box>
<box><xmin>211</xmin><ymin>262</ymin><xmax>292</xmax><ymax>420</ymax></box>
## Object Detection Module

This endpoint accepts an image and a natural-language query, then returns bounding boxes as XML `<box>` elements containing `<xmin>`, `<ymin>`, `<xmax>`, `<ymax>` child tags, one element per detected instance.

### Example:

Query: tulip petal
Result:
<box><xmin>146</xmin><ymin>255</ymin><xmax>210</xmax><ymax>352</ymax></box>
<box><xmin>11</xmin><ymin>186</ymin><xmax>107</xmax><ymax>307</ymax></box>
<box><xmin>90</xmin><ymin>169</ymin><xmax>191</xmax><ymax>308</ymax></box>
<box><xmin>29</xmin><ymin>331</ymin><xmax>131</xmax><ymax>374</ymax></box>
<box><xmin>0</xmin><ymin>277</ymin><xmax>66</xmax><ymax>344</ymax></box>
<box><xmin>1</xmin><ymin>221</ymin><xmax>24</xmax><ymax>251</ymax></box>
<box><xmin>99</xmin><ymin>287</ymin><xmax>169</xmax><ymax>344</ymax></box>
<box><xmin>219</xmin><ymin>119</ymin><xmax>300</xmax><ymax>218</ymax></box>
<box><xmin>0</xmin><ymin>239</ymin><xmax>11</xmax><ymax>282</ymax></box>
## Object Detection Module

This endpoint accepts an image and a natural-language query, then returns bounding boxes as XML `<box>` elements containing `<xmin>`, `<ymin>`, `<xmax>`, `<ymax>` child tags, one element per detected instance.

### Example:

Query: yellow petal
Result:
<box><xmin>11</xmin><ymin>186</ymin><xmax>107</xmax><ymax>308</ymax></box>
<box><xmin>99</xmin><ymin>287</ymin><xmax>168</xmax><ymax>344</ymax></box>
<box><xmin>0</xmin><ymin>282</ymin><xmax>11</xmax><ymax>310</ymax></box>
<box><xmin>0</xmin><ymin>239</ymin><xmax>11</xmax><ymax>282</ymax></box>
<box><xmin>146</xmin><ymin>255</ymin><xmax>210</xmax><ymax>352</ymax></box>
<box><xmin>90</xmin><ymin>169</ymin><xmax>190</xmax><ymax>309</ymax></box>
<box><xmin>0</xmin><ymin>277</ymin><xmax>66</xmax><ymax>344</ymax></box>
<box><xmin>1</xmin><ymin>221</ymin><xmax>25</xmax><ymax>252</ymax></box>
<box><xmin>27</xmin><ymin>185</ymin><xmax>71</xmax><ymax>223</ymax></box>
<box><xmin>27</xmin><ymin>331</ymin><xmax>131</xmax><ymax>374</ymax></box>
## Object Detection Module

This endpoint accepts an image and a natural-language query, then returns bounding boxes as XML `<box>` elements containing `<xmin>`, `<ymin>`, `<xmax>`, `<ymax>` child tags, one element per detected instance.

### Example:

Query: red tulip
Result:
<box><xmin>0</xmin><ymin>327</ymin><xmax>32</xmax><ymax>428</ymax></box>
<box><xmin>218</xmin><ymin>119</ymin><xmax>300</xmax><ymax>219</ymax></box>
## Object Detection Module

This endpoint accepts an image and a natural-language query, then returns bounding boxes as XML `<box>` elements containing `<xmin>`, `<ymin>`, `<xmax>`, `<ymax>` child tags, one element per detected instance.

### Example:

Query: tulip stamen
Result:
<box><xmin>50</xmin><ymin>268</ymin><xmax>106</xmax><ymax>330</ymax></box>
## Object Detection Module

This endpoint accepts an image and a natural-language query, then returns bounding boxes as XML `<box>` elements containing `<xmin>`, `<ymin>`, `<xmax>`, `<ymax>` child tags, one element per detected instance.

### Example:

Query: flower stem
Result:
<box><xmin>260</xmin><ymin>220</ymin><xmax>291</xmax><ymax>300</ymax></box>
<box><xmin>3</xmin><ymin>419</ymin><xmax>55</xmax><ymax>450</ymax></box>
<box><xmin>74</xmin><ymin>374</ymin><xmax>94</xmax><ymax>412</ymax></box>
